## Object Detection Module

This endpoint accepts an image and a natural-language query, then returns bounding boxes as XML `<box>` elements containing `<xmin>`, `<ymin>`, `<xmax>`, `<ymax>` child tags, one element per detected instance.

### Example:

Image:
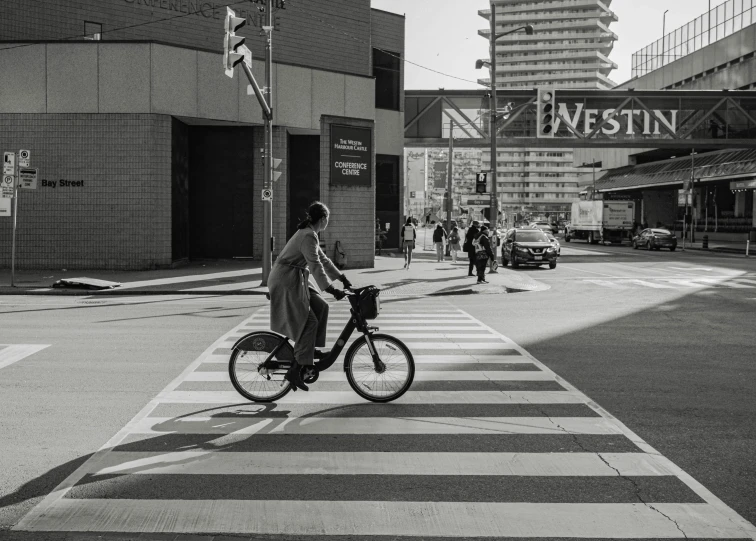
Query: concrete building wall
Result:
<box><xmin>0</xmin><ymin>113</ymin><xmax>172</xmax><ymax>270</ymax></box>
<box><xmin>618</xmin><ymin>23</ymin><xmax>756</xmax><ymax>90</ymax></box>
<box><xmin>0</xmin><ymin>0</ymin><xmax>372</xmax><ymax>77</ymax></box>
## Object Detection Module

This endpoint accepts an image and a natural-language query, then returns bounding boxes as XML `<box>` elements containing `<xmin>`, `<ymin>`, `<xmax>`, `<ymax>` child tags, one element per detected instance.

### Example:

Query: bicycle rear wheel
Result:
<box><xmin>229</xmin><ymin>331</ymin><xmax>293</xmax><ymax>402</ymax></box>
<box><xmin>344</xmin><ymin>333</ymin><xmax>414</xmax><ymax>403</ymax></box>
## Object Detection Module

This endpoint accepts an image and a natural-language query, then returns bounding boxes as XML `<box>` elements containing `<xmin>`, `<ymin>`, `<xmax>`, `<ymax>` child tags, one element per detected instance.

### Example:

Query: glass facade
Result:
<box><xmin>632</xmin><ymin>0</ymin><xmax>756</xmax><ymax>78</ymax></box>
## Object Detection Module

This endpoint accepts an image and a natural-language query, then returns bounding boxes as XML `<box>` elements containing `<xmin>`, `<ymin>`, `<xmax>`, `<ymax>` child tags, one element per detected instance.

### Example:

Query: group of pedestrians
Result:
<box><xmin>400</xmin><ymin>218</ymin><xmax>496</xmax><ymax>284</ymax></box>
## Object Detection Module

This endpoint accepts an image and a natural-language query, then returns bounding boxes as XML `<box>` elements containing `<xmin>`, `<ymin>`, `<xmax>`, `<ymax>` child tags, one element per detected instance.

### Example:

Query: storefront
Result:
<box><xmin>594</xmin><ymin>149</ymin><xmax>756</xmax><ymax>241</ymax></box>
<box><xmin>0</xmin><ymin>1</ymin><xmax>405</xmax><ymax>269</ymax></box>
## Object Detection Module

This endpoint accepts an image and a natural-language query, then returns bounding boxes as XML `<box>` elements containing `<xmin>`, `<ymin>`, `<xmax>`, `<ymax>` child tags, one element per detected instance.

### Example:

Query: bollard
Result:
<box><xmin>702</xmin><ymin>235</ymin><xmax>709</xmax><ymax>250</ymax></box>
<box><xmin>747</xmin><ymin>240</ymin><xmax>750</xmax><ymax>258</ymax></box>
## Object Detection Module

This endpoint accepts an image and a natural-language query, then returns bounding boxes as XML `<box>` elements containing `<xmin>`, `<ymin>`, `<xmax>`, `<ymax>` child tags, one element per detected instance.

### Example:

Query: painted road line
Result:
<box><xmin>697</xmin><ymin>278</ymin><xmax>754</xmax><ymax>288</ymax></box>
<box><xmin>733</xmin><ymin>278</ymin><xmax>756</xmax><ymax>286</ymax></box>
<box><xmin>627</xmin><ymin>279</ymin><xmax>677</xmax><ymax>289</ymax></box>
<box><xmin>156</xmin><ymin>390</ymin><xmax>587</xmax><ymax>404</ymax></box>
<box><xmin>181</xmin><ymin>280</ymin><xmax>266</xmax><ymax>292</ymax></box>
<box><xmin>129</xmin><ymin>415</ymin><xmax>621</xmax><ymax>436</ymax></box>
<box><xmin>185</xmin><ymin>370</ymin><xmax>554</xmax><ymax>382</ymax></box>
<box><xmin>199</xmin><ymin>355</ymin><xmax>532</xmax><ymax>364</ymax></box>
<box><xmin>660</xmin><ymin>279</ymin><xmax>706</xmax><ymax>288</ymax></box>
<box><xmin>0</xmin><ymin>344</ymin><xmax>50</xmax><ymax>370</ymax></box>
<box><xmin>92</xmin><ymin>451</ymin><xmax>677</xmax><ymax>477</ymax></box>
<box><xmin>584</xmin><ymin>279</ymin><xmax>630</xmax><ymax>289</ymax></box>
<box><xmin>19</xmin><ymin>500</ymin><xmax>751</xmax><ymax>538</ymax></box>
<box><xmin>218</xmin><ymin>341</ymin><xmax>512</xmax><ymax>351</ymax></box>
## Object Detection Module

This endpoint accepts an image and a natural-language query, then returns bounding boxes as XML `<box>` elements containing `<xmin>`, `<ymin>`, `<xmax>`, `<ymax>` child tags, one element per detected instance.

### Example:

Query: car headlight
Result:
<box><xmin>547</xmin><ymin>247</ymin><xmax>556</xmax><ymax>252</ymax></box>
<box><xmin>516</xmin><ymin>247</ymin><xmax>529</xmax><ymax>253</ymax></box>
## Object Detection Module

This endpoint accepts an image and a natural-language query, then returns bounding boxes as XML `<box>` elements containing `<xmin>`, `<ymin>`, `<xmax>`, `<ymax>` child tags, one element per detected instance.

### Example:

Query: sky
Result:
<box><xmin>370</xmin><ymin>0</ymin><xmax>722</xmax><ymax>89</ymax></box>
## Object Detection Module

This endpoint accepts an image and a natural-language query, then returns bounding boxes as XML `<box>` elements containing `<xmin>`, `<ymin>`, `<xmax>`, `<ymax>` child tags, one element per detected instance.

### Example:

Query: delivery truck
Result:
<box><xmin>564</xmin><ymin>200</ymin><xmax>635</xmax><ymax>244</ymax></box>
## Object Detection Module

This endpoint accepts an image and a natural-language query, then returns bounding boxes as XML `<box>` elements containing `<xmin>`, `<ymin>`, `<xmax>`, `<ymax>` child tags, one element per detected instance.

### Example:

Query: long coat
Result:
<box><xmin>268</xmin><ymin>227</ymin><xmax>342</xmax><ymax>342</ymax></box>
<box><xmin>464</xmin><ymin>225</ymin><xmax>480</xmax><ymax>254</ymax></box>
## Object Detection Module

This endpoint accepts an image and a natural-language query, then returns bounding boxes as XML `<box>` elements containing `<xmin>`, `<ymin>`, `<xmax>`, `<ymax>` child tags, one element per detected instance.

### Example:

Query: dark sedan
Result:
<box><xmin>632</xmin><ymin>228</ymin><xmax>678</xmax><ymax>251</ymax></box>
<box><xmin>501</xmin><ymin>229</ymin><xmax>558</xmax><ymax>269</ymax></box>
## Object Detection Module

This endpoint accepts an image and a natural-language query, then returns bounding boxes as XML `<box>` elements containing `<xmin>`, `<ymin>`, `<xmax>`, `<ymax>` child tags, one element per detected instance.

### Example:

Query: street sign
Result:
<box><xmin>3</xmin><ymin>152</ymin><xmax>15</xmax><ymax>175</ymax></box>
<box><xmin>18</xmin><ymin>167</ymin><xmax>38</xmax><ymax>189</ymax></box>
<box><xmin>261</xmin><ymin>188</ymin><xmax>273</xmax><ymax>201</ymax></box>
<box><xmin>19</xmin><ymin>149</ymin><xmax>30</xmax><ymax>168</ymax></box>
<box><xmin>1</xmin><ymin>174</ymin><xmax>14</xmax><ymax>198</ymax></box>
<box><xmin>0</xmin><ymin>197</ymin><xmax>10</xmax><ymax>217</ymax></box>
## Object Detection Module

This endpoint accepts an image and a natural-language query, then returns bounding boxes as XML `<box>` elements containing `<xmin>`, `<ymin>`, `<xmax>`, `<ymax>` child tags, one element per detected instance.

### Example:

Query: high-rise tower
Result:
<box><xmin>477</xmin><ymin>0</ymin><xmax>619</xmax><ymax>223</ymax></box>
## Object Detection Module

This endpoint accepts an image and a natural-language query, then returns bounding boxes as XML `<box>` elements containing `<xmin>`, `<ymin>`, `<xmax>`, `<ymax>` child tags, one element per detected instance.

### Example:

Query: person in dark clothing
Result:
<box><xmin>463</xmin><ymin>220</ymin><xmax>480</xmax><ymax>276</ymax></box>
<box><xmin>473</xmin><ymin>225</ymin><xmax>495</xmax><ymax>284</ymax></box>
<box><xmin>432</xmin><ymin>223</ymin><xmax>448</xmax><ymax>262</ymax></box>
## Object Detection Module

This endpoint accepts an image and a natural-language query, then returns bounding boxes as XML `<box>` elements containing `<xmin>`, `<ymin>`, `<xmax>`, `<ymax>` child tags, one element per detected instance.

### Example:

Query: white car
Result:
<box><xmin>545</xmin><ymin>232</ymin><xmax>561</xmax><ymax>256</ymax></box>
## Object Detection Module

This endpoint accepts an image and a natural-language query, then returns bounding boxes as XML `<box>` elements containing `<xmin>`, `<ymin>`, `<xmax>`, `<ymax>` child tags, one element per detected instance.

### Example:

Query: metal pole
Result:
<box><xmin>261</xmin><ymin>0</ymin><xmax>273</xmax><ymax>286</ymax></box>
<box><xmin>489</xmin><ymin>2</ymin><xmax>499</xmax><ymax>261</ymax></box>
<box><xmin>10</xmin><ymin>152</ymin><xmax>18</xmax><ymax>287</ymax></box>
<box><xmin>691</xmin><ymin>150</ymin><xmax>696</xmax><ymax>244</ymax></box>
<box><xmin>446</xmin><ymin>121</ymin><xmax>453</xmax><ymax>257</ymax></box>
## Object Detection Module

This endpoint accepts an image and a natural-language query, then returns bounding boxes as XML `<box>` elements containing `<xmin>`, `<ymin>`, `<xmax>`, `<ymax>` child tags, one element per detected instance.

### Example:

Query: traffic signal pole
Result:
<box><xmin>489</xmin><ymin>4</ymin><xmax>499</xmax><ymax>242</ymax></box>
<box><xmin>262</xmin><ymin>0</ymin><xmax>274</xmax><ymax>286</ymax></box>
<box><xmin>445</xmin><ymin>120</ymin><xmax>454</xmax><ymax>256</ymax></box>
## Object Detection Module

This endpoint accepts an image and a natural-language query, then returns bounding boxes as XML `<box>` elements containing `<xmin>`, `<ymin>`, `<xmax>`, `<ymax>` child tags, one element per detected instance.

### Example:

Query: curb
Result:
<box><xmin>0</xmin><ymin>288</ymin><xmax>269</xmax><ymax>296</ymax></box>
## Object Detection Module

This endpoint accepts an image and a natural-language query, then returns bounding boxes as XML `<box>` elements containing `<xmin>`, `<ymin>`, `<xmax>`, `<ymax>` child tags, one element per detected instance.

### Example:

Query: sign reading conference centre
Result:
<box><xmin>330</xmin><ymin>125</ymin><xmax>371</xmax><ymax>187</ymax></box>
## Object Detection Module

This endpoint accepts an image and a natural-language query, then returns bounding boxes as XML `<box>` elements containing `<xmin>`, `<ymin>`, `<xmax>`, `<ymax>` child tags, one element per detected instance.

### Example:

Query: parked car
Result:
<box><xmin>544</xmin><ymin>232</ymin><xmax>561</xmax><ymax>256</ymax></box>
<box><xmin>529</xmin><ymin>221</ymin><xmax>556</xmax><ymax>234</ymax></box>
<box><xmin>632</xmin><ymin>228</ymin><xmax>677</xmax><ymax>251</ymax></box>
<box><xmin>501</xmin><ymin>228</ymin><xmax>558</xmax><ymax>269</ymax></box>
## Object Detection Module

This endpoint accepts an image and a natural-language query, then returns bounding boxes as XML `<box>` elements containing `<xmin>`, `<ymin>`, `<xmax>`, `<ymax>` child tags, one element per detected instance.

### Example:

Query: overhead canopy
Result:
<box><xmin>594</xmin><ymin>149</ymin><xmax>756</xmax><ymax>192</ymax></box>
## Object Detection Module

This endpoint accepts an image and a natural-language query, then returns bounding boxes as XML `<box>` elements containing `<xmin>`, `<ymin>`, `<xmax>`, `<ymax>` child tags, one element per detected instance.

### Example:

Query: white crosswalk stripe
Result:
<box><xmin>585</xmin><ymin>277</ymin><xmax>756</xmax><ymax>290</ymax></box>
<box><xmin>14</xmin><ymin>299</ymin><xmax>756</xmax><ymax>539</ymax></box>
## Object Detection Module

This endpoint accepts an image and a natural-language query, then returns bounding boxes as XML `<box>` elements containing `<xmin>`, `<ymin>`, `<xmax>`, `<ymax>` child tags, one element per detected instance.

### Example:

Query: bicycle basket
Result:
<box><xmin>358</xmin><ymin>286</ymin><xmax>381</xmax><ymax>320</ymax></box>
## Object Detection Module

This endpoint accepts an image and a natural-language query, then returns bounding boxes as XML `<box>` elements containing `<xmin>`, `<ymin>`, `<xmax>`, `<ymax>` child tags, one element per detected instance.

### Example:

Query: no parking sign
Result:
<box><xmin>1</xmin><ymin>174</ymin><xmax>14</xmax><ymax>198</ymax></box>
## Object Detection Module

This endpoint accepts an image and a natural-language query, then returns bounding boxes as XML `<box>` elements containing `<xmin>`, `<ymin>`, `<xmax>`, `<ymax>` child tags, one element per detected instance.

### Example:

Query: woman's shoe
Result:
<box><xmin>284</xmin><ymin>361</ymin><xmax>309</xmax><ymax>391</ymax></box>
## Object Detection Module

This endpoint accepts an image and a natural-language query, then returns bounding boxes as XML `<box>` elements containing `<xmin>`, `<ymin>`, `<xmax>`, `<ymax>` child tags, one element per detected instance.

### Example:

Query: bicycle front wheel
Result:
<box><xmin>344</xmin><ymin>333</ymin><xmax>415</xmax><ymax>403</ymax></box>
<box><xmin>229</xmin><ymin>331</ymin><xmax>293</xmax><ymax>402</ymax></box>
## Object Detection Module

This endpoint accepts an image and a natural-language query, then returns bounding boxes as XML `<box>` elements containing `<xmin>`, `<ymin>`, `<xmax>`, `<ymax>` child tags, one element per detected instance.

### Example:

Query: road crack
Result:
<box><xmin>515</xmin><ymin>393</ymin><xmax>690</xmax><ymax>539</ymax></box>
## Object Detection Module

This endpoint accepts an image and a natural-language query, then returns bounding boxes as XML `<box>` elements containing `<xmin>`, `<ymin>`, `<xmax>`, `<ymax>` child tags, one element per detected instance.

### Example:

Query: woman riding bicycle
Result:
<box><xmin>267</xmin><ymin>201</ymin><xmax>351</xmax><ymax>392</ymax></box>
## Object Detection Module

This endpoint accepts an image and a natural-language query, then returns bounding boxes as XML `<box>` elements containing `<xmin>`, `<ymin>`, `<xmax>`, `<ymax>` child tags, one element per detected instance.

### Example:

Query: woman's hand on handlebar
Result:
<box><xmin>325</xmin><ymin>285</ymin><xmax>347</xmax><ymax>300</ymax></box>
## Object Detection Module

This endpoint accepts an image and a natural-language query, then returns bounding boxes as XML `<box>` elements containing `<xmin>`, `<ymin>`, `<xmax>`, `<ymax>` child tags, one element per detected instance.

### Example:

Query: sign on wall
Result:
<box><xmin>330</xmin><ymin>125</ymin><xmax>371</xmax><ymax>186</ymax></box>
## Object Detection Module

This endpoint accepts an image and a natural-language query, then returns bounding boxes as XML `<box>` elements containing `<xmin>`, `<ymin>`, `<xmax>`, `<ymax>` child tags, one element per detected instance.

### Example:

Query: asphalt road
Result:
<box><xmin>0</xmin><ymin>244</ymin><xmax>754</xmax><ymax>539</ymax></box>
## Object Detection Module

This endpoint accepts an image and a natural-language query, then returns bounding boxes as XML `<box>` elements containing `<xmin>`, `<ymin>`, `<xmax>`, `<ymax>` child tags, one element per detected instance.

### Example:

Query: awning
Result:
<box><xmin>595</xmin><ymin>149</ymin><xmax>756</xmax><ymax>192</ymax></box>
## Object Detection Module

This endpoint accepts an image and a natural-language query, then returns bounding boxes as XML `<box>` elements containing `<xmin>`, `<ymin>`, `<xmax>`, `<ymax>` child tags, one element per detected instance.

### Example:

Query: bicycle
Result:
<box><xmin>228</xmin><ymin>285</ymin><xmax>415</xmax><ymax>403</ymax></box>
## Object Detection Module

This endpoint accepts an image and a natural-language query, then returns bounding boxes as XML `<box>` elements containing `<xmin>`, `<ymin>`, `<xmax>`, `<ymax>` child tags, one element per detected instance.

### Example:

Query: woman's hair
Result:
<box><xmin>297</xmin><ymin>201</ymin><xmax>330</xmax><ymax>230</ymax></box>
<box><xmin>436</xmin><ymin>223</ymin><xmax>443</xmax><ymax>228</ymax></box>
<box><xmin>405</xmin><ymin>217</ymin><xmax>413</xmax><ymax>225</ymax></box>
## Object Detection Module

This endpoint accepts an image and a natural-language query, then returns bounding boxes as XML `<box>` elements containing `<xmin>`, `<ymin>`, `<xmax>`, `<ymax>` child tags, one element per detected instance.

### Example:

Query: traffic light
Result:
<box><xmin>476</xmin><ymin>172</ymin><xmax>487</xmax><ymax>194</ymax></box>
<box><xmin>223</xmin><ymin>7</ymin><xmax>246</xmax><ymax>77</ymax></box>
<box><xmin>536</xmin><ymin>87</ymin><xmax>556</xmax><ymax>138</ymax></box>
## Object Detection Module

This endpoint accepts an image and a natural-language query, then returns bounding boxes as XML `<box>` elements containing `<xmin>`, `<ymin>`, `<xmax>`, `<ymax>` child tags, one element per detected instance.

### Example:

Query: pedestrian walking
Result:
<box><xmin>433</xmin><ymin>223</ymin><xmax>448</xmax><ymax>262</ymax></box>
<box><xmin>473</xmin><ymin>224</ymin><xmax>495</xmax><ymax>284</ymax></box>
<box><xmin>463</xmin><ymin>220</ymin><xmax>480</xmax><ymax>276</ymax></box>
<box><xmin>400</xmin><ymin>217</ymin><xmax>417</xmax><ymax>269</ymax></box>
<box><xmin>448</xmin><ymin>225</ymin><xmax>462</xmax><ymax>263</ymax></box>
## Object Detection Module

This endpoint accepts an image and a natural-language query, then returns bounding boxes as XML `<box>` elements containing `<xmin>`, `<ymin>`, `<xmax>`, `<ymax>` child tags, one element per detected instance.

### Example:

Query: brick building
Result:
<box><xmin>0</xmin><ymin>1</ymin><xmax>405</xmax><ymax>269</ymax></box>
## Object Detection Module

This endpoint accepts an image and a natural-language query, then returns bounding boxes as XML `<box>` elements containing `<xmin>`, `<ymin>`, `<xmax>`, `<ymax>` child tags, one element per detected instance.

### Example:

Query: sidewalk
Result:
<box><xmin>0</xmin><ymin>254</ymin><xmax>549</xmax><ymax>297</ymax></box>
<box><xmin>678</xmin><ymin>238</ymin><xmax>753</xmax><ymax>255</ymax></box>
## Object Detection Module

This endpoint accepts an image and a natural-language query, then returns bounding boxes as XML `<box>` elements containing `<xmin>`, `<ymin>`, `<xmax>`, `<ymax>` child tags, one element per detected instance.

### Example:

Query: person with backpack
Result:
<box><xmin>400</xmin><ymin>217</ymin><xmax>417</xmax><ymax>269</ymax></box>
<box><xmin>448</xmin><ymin>225</ymin><xmax>462</xmax><ymax>263</ymax></box>
<box><xmin>463</xmin><ymin>220</ymin><xmax>480</xmax><ymax>277</ymax></box>
<box><xmin>432</xmin><ymin>223</ymin><xmax>448</xmax><ymax>262</ymax></box>
<box><xmin>473</xmin><ymin>224</ymin><xmax>495</xmax><ymax>284</ymax></box>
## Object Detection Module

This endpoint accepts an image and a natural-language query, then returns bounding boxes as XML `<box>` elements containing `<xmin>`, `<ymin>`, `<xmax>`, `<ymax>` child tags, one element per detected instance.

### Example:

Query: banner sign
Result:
<box><xmin>330</xmin><ymin>125</ymin><xmax>371</xmax><ymax>186</ymax></box>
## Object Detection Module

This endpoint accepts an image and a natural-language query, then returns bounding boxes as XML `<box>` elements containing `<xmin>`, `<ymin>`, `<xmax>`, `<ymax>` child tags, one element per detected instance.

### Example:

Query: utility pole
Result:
<box><xmin>262</xmin><ymin>0</ymin><xmax>274</xmax><ymax>286</ymax></box>
<box><xmin>489</xmin><ymin>3</ymin><xmax>499</xmax><ymax>238</ymax></box>
<box><xmin>446</xmin><ymin>120</ymin><xmax>454</xmax><ymax>256</ymax></box>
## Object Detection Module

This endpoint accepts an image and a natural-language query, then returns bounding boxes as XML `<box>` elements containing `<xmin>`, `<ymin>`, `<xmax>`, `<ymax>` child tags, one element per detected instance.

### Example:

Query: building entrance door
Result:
<box><xmin>377</xmin><ymin>154</ymin><xmax>400</xmax><ymax>248</ymax></box>
<box><xmin>188</xmin><ymin>127</ymin><xmax>255</xmax><ymax>258</ymax></box>
<box><xmin>287</xmin><ymin>135</ymin><xmax>320</xmax><ymax>240</ymax></box>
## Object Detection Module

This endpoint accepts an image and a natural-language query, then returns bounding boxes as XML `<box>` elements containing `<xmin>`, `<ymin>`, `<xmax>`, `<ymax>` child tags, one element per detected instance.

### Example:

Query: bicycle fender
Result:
<box><xmin>232</xmin><ymin>330</ymin><xmax>289</xmax><ymax>351</ymax></box>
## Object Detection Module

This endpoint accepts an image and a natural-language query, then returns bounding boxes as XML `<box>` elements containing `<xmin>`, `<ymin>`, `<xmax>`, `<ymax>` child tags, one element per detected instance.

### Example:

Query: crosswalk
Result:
<box><xmin>14</xmin><ymin>300</ymin><xmax>756</xmax><ymax>539</ymax></box>
<box><xmin>585</xmin><ymin>276</ymin><xmax>756</xmax><ymax>290</ymax></box>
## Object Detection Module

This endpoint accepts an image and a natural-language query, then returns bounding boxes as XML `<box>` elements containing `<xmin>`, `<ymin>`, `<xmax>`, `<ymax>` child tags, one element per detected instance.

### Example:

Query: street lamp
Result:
<box><xmin>476</xmin><ymin>10</ymin><xmax>534</xmax><ymax>264</ymax></box>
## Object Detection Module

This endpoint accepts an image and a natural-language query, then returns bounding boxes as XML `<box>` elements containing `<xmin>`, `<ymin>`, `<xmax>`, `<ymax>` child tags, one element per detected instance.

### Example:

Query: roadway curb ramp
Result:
<box><xmin>51</xmin><ymin>277</ymin><xmax>121</xmax><ymax>290</ymax></box>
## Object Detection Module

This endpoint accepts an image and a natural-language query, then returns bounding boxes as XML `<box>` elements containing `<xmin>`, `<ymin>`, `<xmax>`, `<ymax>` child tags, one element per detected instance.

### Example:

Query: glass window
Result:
<box><xmin>734</xmin><ymin>14</ymin><xmax>743</xmax><ymax>31</ymax></box>
<box><xmin>84</xmin><ymin>21</ymin><xmax>101</xmax><ymax>40</ymax></box>
<box><xmin>735</xmin><ymin>0</ymin><xmax>743</xmax><ymax>14</ymax></box>
<box><xmin>373</xmin><ymin>49</ymin><xmax>400</xmax><ymax>111</ymax></box>
<box><xmin>725</xmin><ymin>0</ymin><xmax>733</xmax><ymax>20</ymax></box>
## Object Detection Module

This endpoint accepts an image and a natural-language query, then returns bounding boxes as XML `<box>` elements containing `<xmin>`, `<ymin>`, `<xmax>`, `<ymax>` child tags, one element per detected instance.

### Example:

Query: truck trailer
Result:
<box><xmin>564</xmin><ymin>201</ymin><xmax>635</xmax><ymax>245</ymax></box>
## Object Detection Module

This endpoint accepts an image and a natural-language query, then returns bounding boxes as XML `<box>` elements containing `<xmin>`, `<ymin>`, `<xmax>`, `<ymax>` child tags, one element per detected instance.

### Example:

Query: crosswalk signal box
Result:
<box><xmin>475</xmin><ymin>172</ymin><xmax>487</xmax><ymax>194</ymax></box>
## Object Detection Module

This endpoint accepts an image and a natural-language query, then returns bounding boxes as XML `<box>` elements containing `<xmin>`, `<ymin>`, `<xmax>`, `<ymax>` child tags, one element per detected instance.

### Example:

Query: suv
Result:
<box><xmin>529</xmin><ymin>221</ymin><xmax>556</xmax><ymax>234</ymax></box>
<box><xmin>501</xmin><ymin>228</ymin><xmax>558</xmax><ymax>269</ymax></box>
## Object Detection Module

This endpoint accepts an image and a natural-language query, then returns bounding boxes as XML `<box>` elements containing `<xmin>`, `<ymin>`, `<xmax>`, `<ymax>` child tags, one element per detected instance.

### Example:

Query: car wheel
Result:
<box><xmin>646</xmin><ymin>241</ymin><xmax>653</xmax><ymax>251</ymax></box>
<box><xmin>670</xmin><ymin>246</ymin><xmax>676</xmax><ymax>252</ymax></box>
<box><xmin>549</xmin><ymin>261</ymin><xmax>557</xmax><ymax>269</ymax></box>
<box><xmin>632</xmin><ymin>241</ymin><xmax>638</xmax><ymax>250</ymax></box>
<box><xmin>512</xmin><ymin>259</ymin><xmax>519</xmax><ymax>269</ymax></box>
